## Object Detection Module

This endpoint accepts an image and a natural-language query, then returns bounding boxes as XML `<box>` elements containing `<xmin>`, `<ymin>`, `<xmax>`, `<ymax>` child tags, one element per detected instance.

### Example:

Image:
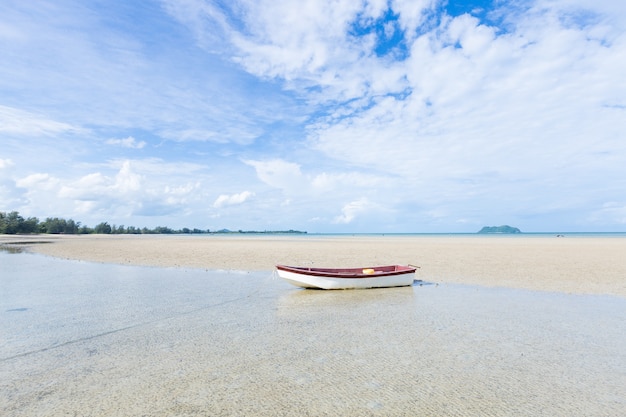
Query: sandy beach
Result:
<box><xmin>2</xmin><ymin>235</ymin><xmax>625</xmax><ymax>416</ymax></box>
<box><xmin>2</xmin><ymin>233</ymin><xmax>625</xmax><ymax>297</ymax></box>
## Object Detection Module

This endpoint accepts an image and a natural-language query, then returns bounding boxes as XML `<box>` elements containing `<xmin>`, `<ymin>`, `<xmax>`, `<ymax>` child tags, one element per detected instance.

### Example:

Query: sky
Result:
<box><xmin>1</xmin><ymin>0</ymin><xmax>625</xmax><ymax>233</ymax></box>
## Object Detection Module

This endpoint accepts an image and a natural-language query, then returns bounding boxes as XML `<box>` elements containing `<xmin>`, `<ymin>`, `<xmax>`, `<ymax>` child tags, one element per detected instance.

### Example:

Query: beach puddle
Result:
<box><xmin>1</xmin><ymin>251</ymin><xmax>624</xmax><ymax>416</ymax></box>
<box><xmin>0</xmin><ymin>244</ymin><xmax>25</xmax><ymax>254</ymax></box>
<box><xmin>0</xmin><ymin>239</ymin><xmax>52</xmax><ymax>254</ymax></box>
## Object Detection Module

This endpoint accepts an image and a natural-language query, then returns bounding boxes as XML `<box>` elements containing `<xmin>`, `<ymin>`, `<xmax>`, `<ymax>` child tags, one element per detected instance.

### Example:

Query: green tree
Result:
<box><xmin>154</xmin><ymin>226</ymin><xmax>173</xmax><ymax>234</ymax></box>
<box><xmin>79</xmin><ymin>224</ymin><xmax>92</xmax><ymax>234</ymax></box>
<box><xmin>111</xmin><ymin>224</ymin><xmax>126</xmax><ymax>234</ymax></box>
<box><xmin>94</xmin><ymin>222</ymin><xmax>112</xmax><ymax>234</ymax></box>
<box><xmin>42</xmin><ymin>217</ymin><xmax>65</xmax><ymax>234</ymax></box>
<box><xmin>3</xmin><ymin>211</ymin><xmax>24</xmax><ymax>234</ymax></box>
<box><xmin>22</xmin><ymin>216</ymin><xmax>40</xmax><ymax>233</ymax></box>
<box><xmin>64</xmin><ymin>219</ymin><xmax>79</xmax><ymax>234</ymax></box>
<box><xmin>0</xmin><ymin>211</ymin><xmax>6</xmax><ymax>234</ymax></box>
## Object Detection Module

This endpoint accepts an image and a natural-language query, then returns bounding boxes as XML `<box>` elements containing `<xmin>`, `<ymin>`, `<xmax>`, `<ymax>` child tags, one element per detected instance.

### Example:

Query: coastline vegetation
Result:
<box><xmin>0</xmin><ymin>211</ymin><xmax>306</xmax><ymax>235</ymax></box>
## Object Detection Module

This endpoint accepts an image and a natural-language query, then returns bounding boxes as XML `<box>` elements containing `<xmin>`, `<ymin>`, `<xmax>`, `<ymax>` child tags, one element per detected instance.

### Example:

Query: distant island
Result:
<box><xmin>477</xmin><ymin>225</ymin><xmax>521</xmax><ymax>234</ymax></box>
<box><xmin>0</xmin><ymin>210</ymin><xmax>306</xmax><ymax>235</ymax></box>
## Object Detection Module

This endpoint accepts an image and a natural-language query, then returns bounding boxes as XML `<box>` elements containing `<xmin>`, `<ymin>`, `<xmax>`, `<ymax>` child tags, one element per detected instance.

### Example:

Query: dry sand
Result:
<box><xmin>2</xmin><ymin>233</ymin><xmax>625</xmax><ymax>297</ymax></box>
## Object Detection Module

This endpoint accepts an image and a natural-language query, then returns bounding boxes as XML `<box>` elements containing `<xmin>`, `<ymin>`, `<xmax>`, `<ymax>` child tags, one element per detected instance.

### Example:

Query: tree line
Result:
<box><xmin>0</xmin><ymin>211</ymin><xmax>209</xmax><ymax>235</ymax></box>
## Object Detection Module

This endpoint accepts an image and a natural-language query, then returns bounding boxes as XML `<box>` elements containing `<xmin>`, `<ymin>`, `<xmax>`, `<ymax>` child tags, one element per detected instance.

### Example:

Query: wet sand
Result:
<box><xmin>2</xmin><ymin>233</ymin><xmax>626</xmax><ymax>297</ymax></box>
<box><xmin>1</xmin><ymin>251</ymin><xmax>625</xmax><ymax>416</ymax></box>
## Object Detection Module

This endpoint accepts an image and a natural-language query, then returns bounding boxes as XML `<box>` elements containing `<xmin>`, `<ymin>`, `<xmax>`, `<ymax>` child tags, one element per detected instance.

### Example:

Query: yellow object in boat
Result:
<box><xmin>362</xmin><ymin>268</ymin><xmax>375</xmax><ymax>275</ymax></box>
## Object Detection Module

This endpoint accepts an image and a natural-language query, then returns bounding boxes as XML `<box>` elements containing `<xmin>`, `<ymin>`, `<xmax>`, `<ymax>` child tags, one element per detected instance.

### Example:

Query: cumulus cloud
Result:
<box><xmin>213</xmin><ymin>191</ymin><xmax>255</xmax><ymax>208</ymax></box>
<box><xmin>333</xmin><ymin>198</ymin><xmax>371</xmax><ymax>224</ymax></box>
<box><xmin>16</xmin><ymin>173</ymin><xmax>59</xmax><ymax>190</ymax></box>
<box><xmin>55</xmin><ymin>160</ymin><xmax>204</xmax><ymax>220</ymax></box>
<box><xmin>58</xmin><ymin>161</ymin><xmax>142</xmax><ymax>200</ymax></box>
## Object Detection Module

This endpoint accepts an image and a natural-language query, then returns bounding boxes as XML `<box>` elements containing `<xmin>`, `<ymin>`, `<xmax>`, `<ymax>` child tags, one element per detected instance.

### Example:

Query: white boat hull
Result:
<box><xmin>276</xmin><ymin>268</ymin><xmax>415</xmax><ymax>290</ymax></box>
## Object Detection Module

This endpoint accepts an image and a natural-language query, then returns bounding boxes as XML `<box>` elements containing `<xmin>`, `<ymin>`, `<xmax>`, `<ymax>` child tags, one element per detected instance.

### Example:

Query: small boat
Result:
<box><xmin>275</xmin><ymin>264</ymin><xmax>417</xmax><ymax>290</ymax></box>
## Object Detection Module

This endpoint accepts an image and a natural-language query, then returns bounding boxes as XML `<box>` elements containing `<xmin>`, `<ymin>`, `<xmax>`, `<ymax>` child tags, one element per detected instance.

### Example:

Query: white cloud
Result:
<box><xmin>228</xmin><ymin>0</ymin><xmax>367</xmax><ymax>78</ymax></box>
<box><xmin>0</xmin><ymin>158</ymin><xmax>15</xmax><ymax>169</ymax></box>
<box><xmin>333</xmin><ymin>198</ymin><xmax>371</xmax><ymax>224</ymax></box>
<box><xmin>0</xmin><ymin>105</ymin><xmax>85</xmax><ymax>136</ymax></box>
<box><xmin>1</xmin><ymin>0</ymin><xmax>625</xmax><ymax>232</ymax></box>
<box><xmin>58</xmin><ymin>161</ymin><xmax>142</xmax><ymax>200</ymax></box>
<box><xmin>105</xmin><ymin>136</ymin><xmax>147</xmax><ymax>149</ymax></box>
<box><xmin>243</xmin><ymin>159</ymin><xmax>306</xmax><ymax>192</ymax></box>
<box><xmin>309</xmin><ymin>3</ymin><xmax>626</xmax><ymax>192</ymax></box>
<box><xmin>16</xmin><ymin>173</ymin><xmax>59</xmax><ymax>191</ymax></box>
<box><xmin>213</xmin><ymin>191</ymin><xmax>254</xmax><ymax>208</ymax></box>
<box><xmin>165</xmin><ymin>0</ymin><xmax>410</xmax><ymax>101</ymax></box>
<box><xmin>44</xmin><ymin>159</ymin><xmax>207</xmax><ymax>223</ymax></box>
<box><xmin>114</xmin><ymin>161</ymin><xmax>143</xmax><ymax>193</ymax></box>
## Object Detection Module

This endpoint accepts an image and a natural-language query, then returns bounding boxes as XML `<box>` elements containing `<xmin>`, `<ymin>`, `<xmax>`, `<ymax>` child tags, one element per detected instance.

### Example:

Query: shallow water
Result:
<box><xmin>1</xmin><ymin>251</ymin><xmax>624</xmax><ymax>416</ymax></box>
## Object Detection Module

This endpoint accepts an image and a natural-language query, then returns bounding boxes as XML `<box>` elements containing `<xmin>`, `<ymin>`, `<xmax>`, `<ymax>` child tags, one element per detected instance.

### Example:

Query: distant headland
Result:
<box><xmin>211</xmin><ymin>229</ymin><xmax>307</xmax><ymax>235</ymax></box>
<box><xmin>477</xmin><ymin>225</ymin><xmax>521</xmax><ymax>234</ymax></box>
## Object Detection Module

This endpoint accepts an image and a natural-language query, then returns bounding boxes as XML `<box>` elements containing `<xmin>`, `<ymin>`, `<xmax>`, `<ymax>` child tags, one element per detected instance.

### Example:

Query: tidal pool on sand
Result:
<box><xmin>1</xmin><ymin>251</ymin><xmax>624</xmax><ymax>416</ymax></box>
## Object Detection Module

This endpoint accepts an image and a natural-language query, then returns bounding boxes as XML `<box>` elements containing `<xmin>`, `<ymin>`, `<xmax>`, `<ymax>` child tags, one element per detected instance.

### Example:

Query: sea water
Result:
<box><xmin>1</xmin><ymin>250</ymin><xmax>624</xmax><ymax>416</ymax></box>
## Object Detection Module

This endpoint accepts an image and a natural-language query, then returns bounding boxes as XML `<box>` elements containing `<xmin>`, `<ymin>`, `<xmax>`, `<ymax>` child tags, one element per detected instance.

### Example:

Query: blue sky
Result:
<box><xmin>1</xmin><ymin>0</ymin><xmax>625</xmax><ymax>233</ymax></box>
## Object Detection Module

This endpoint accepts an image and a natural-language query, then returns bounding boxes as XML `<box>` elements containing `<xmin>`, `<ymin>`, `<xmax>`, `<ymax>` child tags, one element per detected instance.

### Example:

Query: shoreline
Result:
<box><xmin>2</xmin><ymin>233</ymin><xmax>625</xmax><ymax>297</ymax></box>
